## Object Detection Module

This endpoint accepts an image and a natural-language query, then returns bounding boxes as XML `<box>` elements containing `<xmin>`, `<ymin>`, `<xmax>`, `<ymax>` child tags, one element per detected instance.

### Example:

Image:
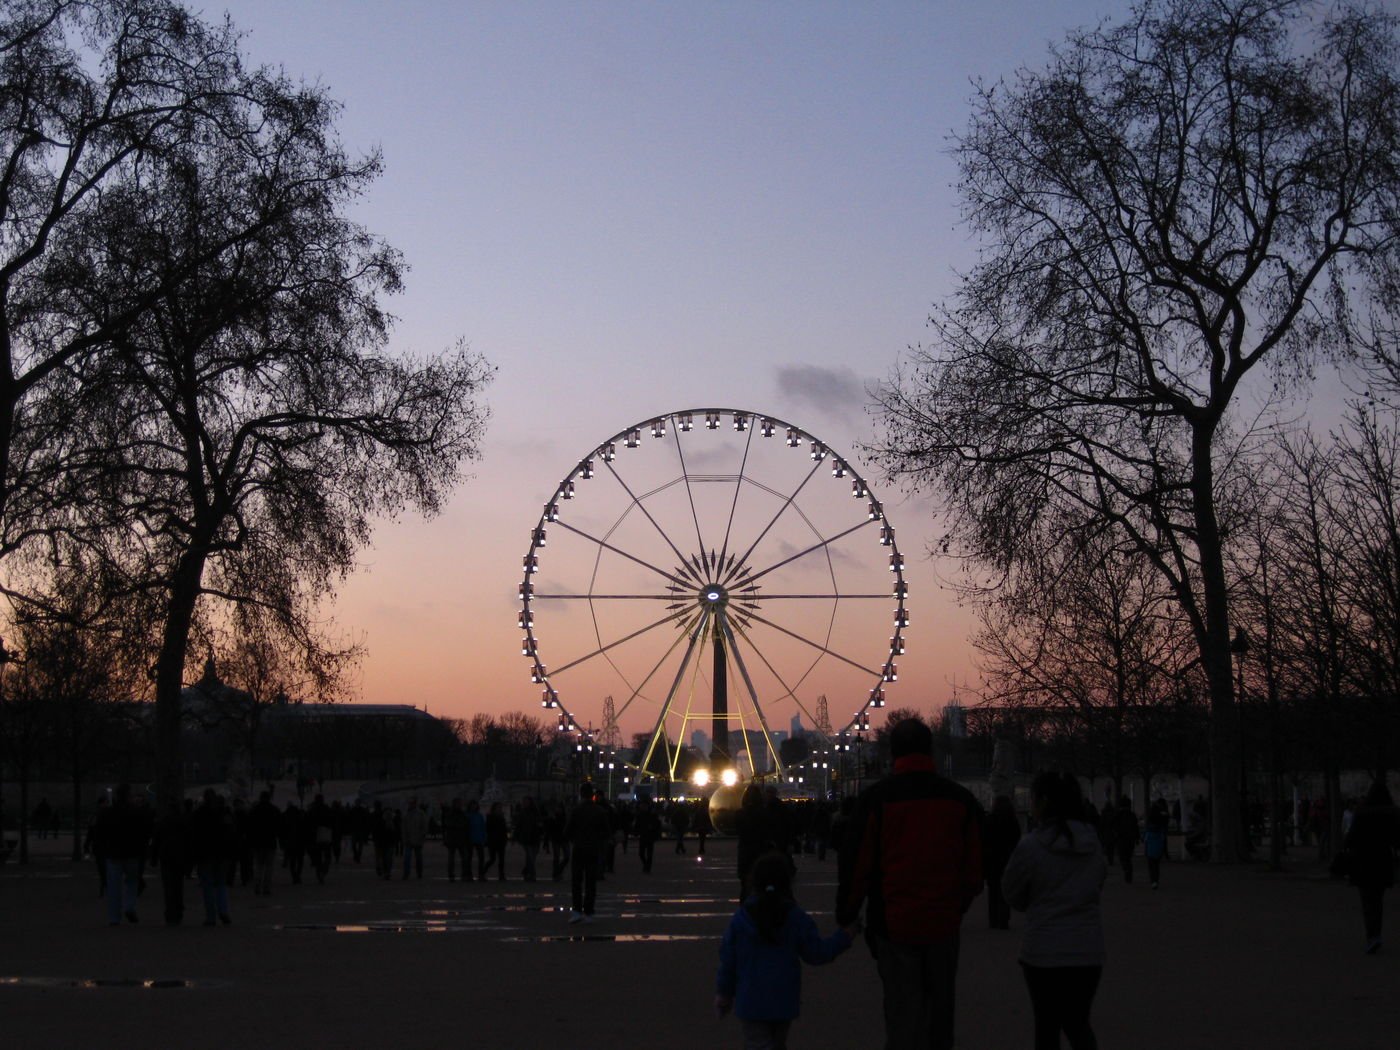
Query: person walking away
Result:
<box><xmin>1339</xmin><ymin>781</ymin><xmax>1400</xmax><ymax>953</ymax></box>
<box><xmin>566</xmin><ymin>783</ymin><xmax>610</xmax><ymax>922</ymax></box>
<box><xmin>281</xmin><ymin>802</ymin><xmax>306</xmax><ymax>884</ymax></box>
<box><xmin>1001</xmin><ymin>771</ymin><xmax>1107</xmax><ymax>1050</ymax></box>
<box><xmin>371</xmin><ymin>801</ymin><xmax>395</xmax><ymax>879</ymax></box>
<box><xmin>442</xmin><ymin>798</ymin><xmax>468</xmax><ymax>881</ymax></box>
<box><xmin>694</xmin><ymin>800</ymin><xmax>712</xmax><ymax>857</ymax></box>
<box><xmin>482</xmin><ymin>801</ymin><xmax>509</xmax><ymax>881</ymax></box>
<box><xmin>465</xmin><ymin>799</ymin><xmax>487</xmax><ymax>880</ymax></box>
<box><xmin>191</xmin><ymin>789</ymin><xmax>235</xmax><ymax>926</ymax></box>
<box><xmin>984</xmin><ymin>794</ymin><xmax>1023</xmax><ymax>929</ymax></box>
<box><xmin>546</xmin><ymin>801</ymin><xmax>569</xmax><ymax>880</ymax></box>
<box><xmin>307</xmin><ymin>794</ymin><xmax>334</xmax><ymax>884</ymax></box>
<box><xmin>635</xmin><ymin>798</ymin><xmax>661</xmax><ymax>874</ymax></box>
<box><xmin>514</xmin><ymin>796</ymin><xmax>542</xmax><ymax>881</ymax></box>
<box><xmin>349</xmin><ymin>800</ymin><xmax>370</xmax><ymax>863</ymax></box>
<box><xmin>836</xmin><ymin>718</ymin><xmax>984</xmax><ymax>1050</ymax></box>
<box><xmin>85</xmin><ymin>795</ymin><xmax>110</xmax><ymax>898</ymax></box>
<box><xmin>1143</xmin><ymin>808</ymin><xmax>1168</xmax><ymax>890</ymax></box>
<box><xmin>672</xmin><ymin>802</ymin><xmax>691</xmax><ymax>854</ymax></box>
<box><xmin>249</xmin><ymin>790</ymin><xmax>281</xmax><ymax>895</ymax></box>
<box><xmin>401</xmin><ymin>797</ymin><xmax>428</xmax><ymax>879</ymax></box>
<box><xmin>716</xmin><ymin>851</ymin><xmax>859</xmax><ymax>1050</ymax></box>
<box><xmin>95</xmin><ymin>784</ymin><xmax>149</xmax><ymax>925</ymax></box>
<box><xmin>1111</xmin><ymin>797</ymin><xmax>1139</xmax><ymax>883</ymax></box>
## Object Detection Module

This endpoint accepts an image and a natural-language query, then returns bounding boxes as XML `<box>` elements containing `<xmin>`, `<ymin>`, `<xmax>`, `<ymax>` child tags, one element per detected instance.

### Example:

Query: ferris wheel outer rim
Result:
<box><xmin>519</xmin><ymin>407</ymin><xmax>908</xmax><ymax>757</ymax></box>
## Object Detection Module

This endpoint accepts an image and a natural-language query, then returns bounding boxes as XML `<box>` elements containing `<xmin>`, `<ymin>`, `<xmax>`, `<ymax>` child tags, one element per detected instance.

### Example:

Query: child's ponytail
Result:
<box><xmin>744</xmin><ymin>851</ymin><xmax>796</xmax><ymax>943</ymax></box>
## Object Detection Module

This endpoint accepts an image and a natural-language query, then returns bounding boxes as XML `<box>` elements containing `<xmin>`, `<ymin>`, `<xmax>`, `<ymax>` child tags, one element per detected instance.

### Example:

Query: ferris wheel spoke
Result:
<box><xmin>717</xmin><ymin>422</ymin><xmax>756</xmax><ymax>572</ymax></box>
<box><xmin>671</xmin><ymin>424</ymin><xmax>709</xmax><ymax>567</ymax></box>
<box><xmin>533</xmin><ymin>594</ymin><xmax>680</xmax><ymax>600</ymax></box>
<box><xmin>609</xmin><ymin>609</ymin><xmax>706</xmax><ymax>725</ymax></box>
<box><xmin>739</xmin><ymin>518</ymin><xmax>877</xmax><ymax>587</ymax></box>
<box><xmin>601</xmin><ymin>456</ymin><xmax>697</xmax><ymax>580</ymax></box>
<box><xmin>741</xmin><ymin>593</ymin><xmax>892</xmax><ymax>600</ymax></box>
<box><xmin>637</xmin><ymin>611</ymin><xmax>709</xmax><ymax>777</ymax></box>
<box><xmin>726</xmin><ymin>617</ymin><xmax>826</xmax><ymax>742</ymax></box>
<box><xmin>718</xmin><ymin>618</ymin><xmax>783</xmax><ymax>772</ymax></box>
<box><xmin>545</xmin><ymin>606</ymin><xmax>699</xmax><ymax>678</ymax></box>
<box><xmin>723</xmin><ymin>456</ymin><xmax>826</xmax><ymax>587</ymax></box>
<box><xmin>740</xmin><ymin>606</ymin><xmax>883</xmax><ymax>677</ymax></box>
<box><xmin>552</xmin><ymin>519</ymin><xmax>692</xmax><ymax>589</ymax></box>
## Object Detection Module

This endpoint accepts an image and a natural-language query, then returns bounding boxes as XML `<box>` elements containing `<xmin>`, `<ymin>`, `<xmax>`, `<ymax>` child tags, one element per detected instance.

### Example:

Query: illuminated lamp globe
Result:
<box><xmin>691</xmin><ymin>768</ymin><xmax>711</xmax><ymax>788</ymax></box>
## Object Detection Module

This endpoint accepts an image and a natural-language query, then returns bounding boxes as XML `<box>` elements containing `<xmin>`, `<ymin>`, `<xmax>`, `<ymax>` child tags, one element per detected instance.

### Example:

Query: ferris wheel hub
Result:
<box><xmin>699</xmin><ymin>584</ymin><xmax>728</xmax><ymax>607</ymax></box>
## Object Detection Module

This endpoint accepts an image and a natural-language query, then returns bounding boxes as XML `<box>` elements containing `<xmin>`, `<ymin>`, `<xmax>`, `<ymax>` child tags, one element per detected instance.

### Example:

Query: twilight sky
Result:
<box><xmin>205</xmin><ymin>0</ymin><xmax>1125</xmax><ymax>733</ymax></box>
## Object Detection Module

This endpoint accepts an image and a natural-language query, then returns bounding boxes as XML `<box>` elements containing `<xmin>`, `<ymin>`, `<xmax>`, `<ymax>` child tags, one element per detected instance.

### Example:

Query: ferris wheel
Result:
<box><xmin>519</xmin><ymin>409</ymin><xmax>907</xmax><ymax>787</ymax></box>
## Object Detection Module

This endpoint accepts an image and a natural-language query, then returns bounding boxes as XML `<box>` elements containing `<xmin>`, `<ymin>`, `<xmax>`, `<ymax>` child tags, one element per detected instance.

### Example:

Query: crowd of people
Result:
<box><xmin>80</xmin><ymin>783</ymin><xmax>738</xmax><ymax>928</ymax></box>
<box><xmin>77</xmin><ymin>724</ymin><xmax>1398</xmax><ymax>1050</ymax></box>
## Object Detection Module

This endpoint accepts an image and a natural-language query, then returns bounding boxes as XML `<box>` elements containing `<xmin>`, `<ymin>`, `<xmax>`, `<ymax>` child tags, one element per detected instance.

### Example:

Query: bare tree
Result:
<box><xmin>870</xmin><ymin>0</ymin><xmax>1400</xmax><ymax>860</ymax></box>
<box><xmin>973</xmin><ymin>532</ymin><xmax>1195</xmax><ymax>801</ymax></box>
<box><xmin>0</xmin><ymin>1</ymin><xmax>262</xmax><ymax>558</ymax></box>
<box><xmin>43</xmin><ymin>28</ymin><xmax>494</xmax><ymax>813</ymax></box>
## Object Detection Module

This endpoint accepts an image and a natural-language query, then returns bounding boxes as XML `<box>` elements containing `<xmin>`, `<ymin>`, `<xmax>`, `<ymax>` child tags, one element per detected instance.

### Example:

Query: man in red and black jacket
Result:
<box><xmin>836</xmin><ymin>718</ymin><xmax>984</xmax><ymax>1050</ymax></box>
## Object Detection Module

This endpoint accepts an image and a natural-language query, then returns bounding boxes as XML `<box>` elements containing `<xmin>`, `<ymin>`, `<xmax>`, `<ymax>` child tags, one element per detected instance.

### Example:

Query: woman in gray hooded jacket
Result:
<box><xmin>1002</xmin><ymin>771</ymin><xmax>1108</xmax><ymax>1050</ymax></box>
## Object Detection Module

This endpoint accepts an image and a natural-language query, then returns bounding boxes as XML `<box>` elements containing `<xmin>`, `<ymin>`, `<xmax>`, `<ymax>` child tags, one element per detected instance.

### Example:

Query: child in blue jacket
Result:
<box><xmin>715</xmin><ymin>851</ymin><xmax>858</xmax><ymax>1049</ymax></box>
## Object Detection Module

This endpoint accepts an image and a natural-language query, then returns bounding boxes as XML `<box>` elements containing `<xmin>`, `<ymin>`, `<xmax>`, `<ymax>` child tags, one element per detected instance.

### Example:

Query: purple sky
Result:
<box><xmin>202</xmin><ymin>0</ymin><xmax>1148</xmax><ymax>731</ymax></box>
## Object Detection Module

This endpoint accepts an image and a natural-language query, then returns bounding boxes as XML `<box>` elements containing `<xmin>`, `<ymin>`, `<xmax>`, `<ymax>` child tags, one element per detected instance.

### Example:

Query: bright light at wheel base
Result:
<box><xmin>720</xmin><ymin>768</ymin><xmax>739</xmax><ymax>787</ymax></box>
<box><xmin>691</xmin><ymin>769</ymin><xmax>711</xmax><ymax>787</ymax></box>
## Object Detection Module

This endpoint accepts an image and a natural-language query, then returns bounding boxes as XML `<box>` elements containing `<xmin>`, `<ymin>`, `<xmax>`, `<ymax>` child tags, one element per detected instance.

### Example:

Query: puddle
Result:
<box><xmin>0</xmin><ymin>976</ymin><xmax>219</xmax><ymax>989</ymax></box>
<box><xmin>277</xmin><ymin>921</ymin><xmax>517</xmax><ymax>933</ymax></box>
<box><xmin>501</xmin><ymin>934</ymin><xmax>713</xmax><ymax>944</ymax></box>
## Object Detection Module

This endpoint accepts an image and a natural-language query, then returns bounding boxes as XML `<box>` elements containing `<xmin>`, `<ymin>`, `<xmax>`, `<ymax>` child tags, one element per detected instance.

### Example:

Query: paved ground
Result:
<box><xmin>1</xmin><ymin>835</ymin><xmax>1395</xmax><ymax>1049</ymax></box>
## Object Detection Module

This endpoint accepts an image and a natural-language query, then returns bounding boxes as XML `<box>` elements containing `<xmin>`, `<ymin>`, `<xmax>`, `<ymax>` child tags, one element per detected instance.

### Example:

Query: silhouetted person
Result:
<box><xmin>671</xmin><ymin>802</ymin><xmax>690</xmax><ymax>854</ymax></box>
<box><xmin>401</xmin><ymin>797</ymin><xmax>427</xmax><ymax>879</ymax></box>
<box><xmin>95</xmin><ymin>784</ymin><xmax>149</xmax><ymax>925</ymax></box>
<box><xmin>715</xmin><ymin>851</ymin><xmax>857</xmax><ymax>1048</ymax></box>
<box><xmin>1111</xmin><ymin>798</ymin><xmax>1139</xmax><ymax>883</ymax></box>
<box><xmin>837</xmin><ymin>718</ymin><xmax>984</xmax><ymax>1050</ymax></box>
<box><xmin>1002</xmin><ymin>771</ymin><xmax>1107</xmax><ymax>1050</ymax></box>
<box><xmin>281</xmin><ymin>802</ymin><xmax>306</xmax><ymax>884</ymax></box>
<box><xmin>984</xmin><ymin>795</ymin><xmax>1023</xmax><ymax>930</ymax></box>
<box><xmin>307</xmin><ymin>794</ymin><xmax>334</xmax><ymax>883</ymax></box>
<box><xmin>370</xmin><ymin>801</ymin><xmax>395</xmax><ymax>879</ymax></box>
<box><xmin>191</xmin><ymin>789</ymin><xmax>234</xmax><ymax>926</ymax></box>
<box><xmin>567</xmin><ymin>784</ymin><xmax>609</xmax><ymax>922</ymax></box>
<box><xmin>84</xmin><ymin>796</ymin><xmax>109</xmax><ymax>897</ymax></box>
<box><xmin>1143</xmin><ymin>806</ymin><xmax>1168</xmax><ymax>890</ymax></box>
<box><xmin>249</xmin><ymin>790</ymin><xmax>280</xmax><ymax>895</ymax></box>
<box><xmin>514</xmin><ymin>796</ymin><xmax>542</xmax><ymax>881</ymax></box>
<box><xmin>1341</xmin><ymin>781</ymin><xmax>1400</xmax><ymax>953</ymax></box>
<box><xmin>467</xmin><ymin>799</ymin><xmax>487</xmax><ymax>879</ymax></box>
<box><xmin>694</xmin><ymin>800</ymin><xmax>711</xmax><ymax>856</ymax></box>
<box><xmin>635</xmin><ymin>799</ymin><xmax>661</xmax><ymax>873</ymax></box>
<box><xmin>442</xmin><ymin>798</ymin><xmax>468</xmax><ymax>880</ymax></box>
<box><xmin>482</xmin><ymin>801</ymin><xmax>508</xmax><ymax>880</ymax></box>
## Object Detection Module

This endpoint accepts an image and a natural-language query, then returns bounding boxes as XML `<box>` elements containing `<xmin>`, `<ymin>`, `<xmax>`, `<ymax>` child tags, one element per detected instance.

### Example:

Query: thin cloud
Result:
<box><xmin>774</xmin><ymin>364</ymin><xmax>867</xmax><ymax>425</ymax></box>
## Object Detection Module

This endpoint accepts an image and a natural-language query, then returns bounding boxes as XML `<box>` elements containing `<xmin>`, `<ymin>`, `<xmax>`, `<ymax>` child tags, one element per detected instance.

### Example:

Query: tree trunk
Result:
<box><xmin>1192</xmin><ymin>431</ymin><xmax>1245</xmax><ymax>862</ymax></box>
<box><xmin>154</xmin><ymin>549</ymin><xmax>208</xmax><ymax>815</ymax></box>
